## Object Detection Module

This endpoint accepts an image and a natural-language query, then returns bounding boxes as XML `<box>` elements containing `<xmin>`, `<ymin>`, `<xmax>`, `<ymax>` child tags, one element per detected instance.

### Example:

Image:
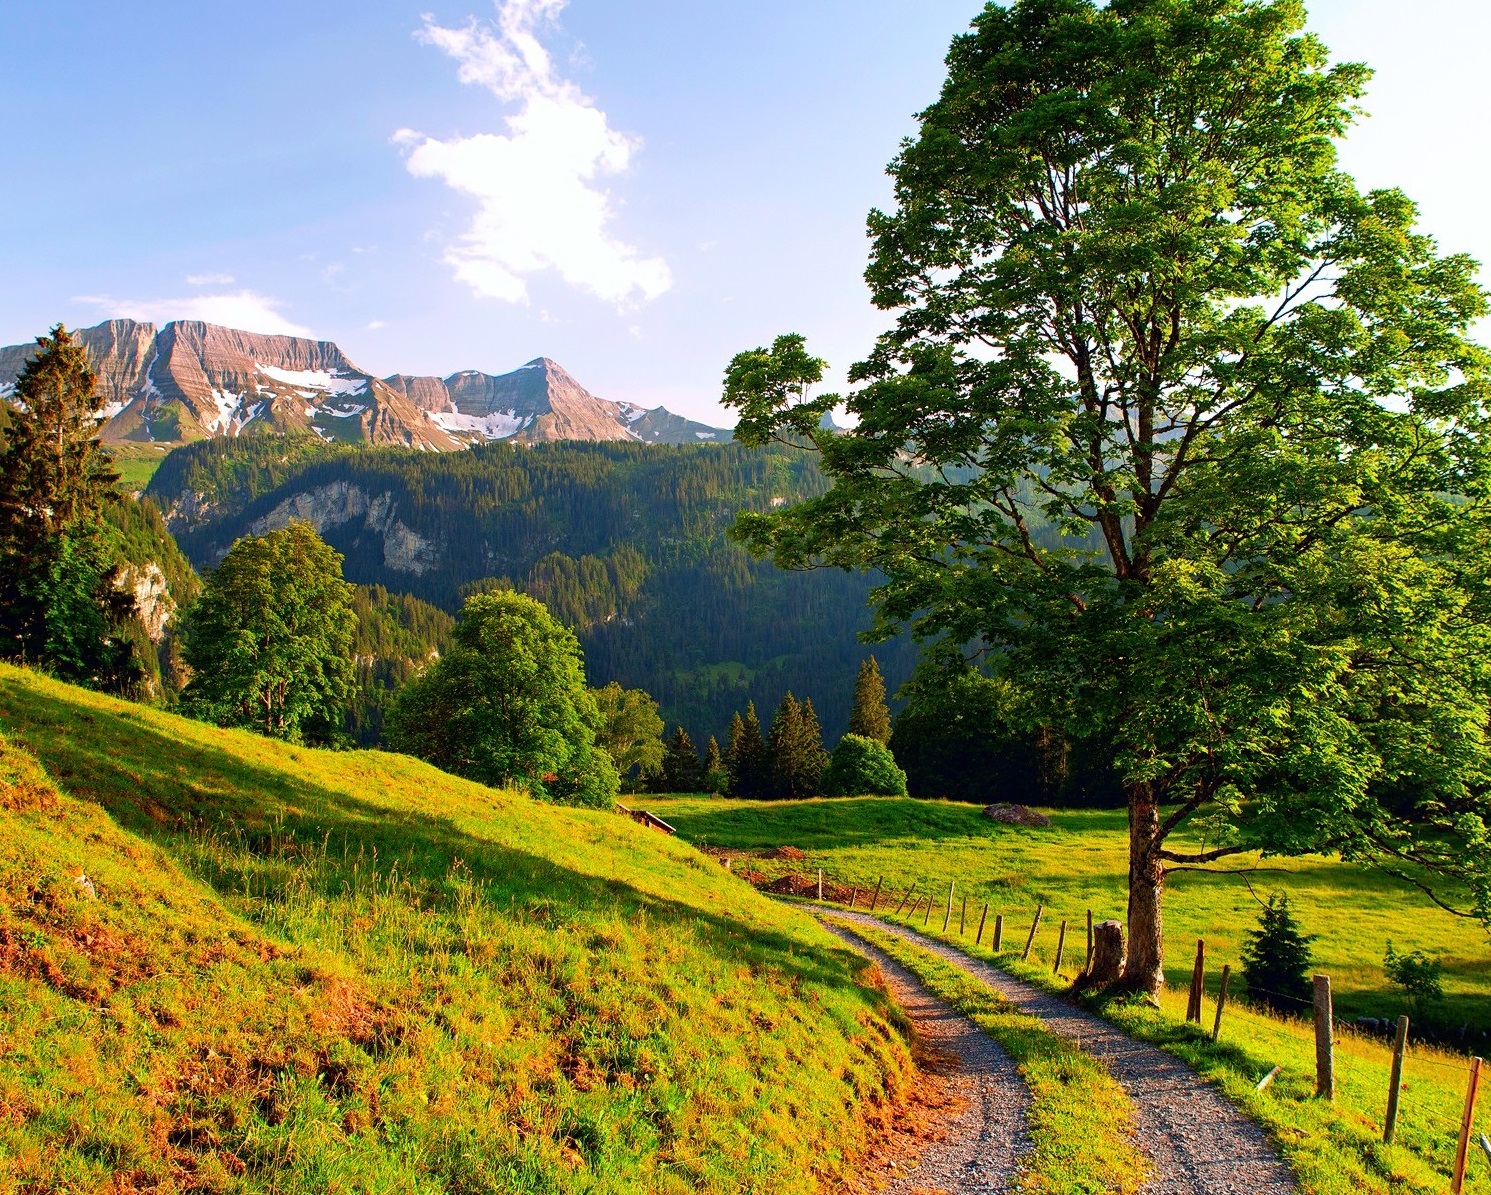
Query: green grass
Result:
<box><xmin>109</xmin><ymin>443</ymin><xmax>174</xmax><ymax>493</ymax></box>
<box><xmin>647</xmin><ymin>796</ymin><xmax>1491</xmax><ymax>1032</ymax></box>
<box><xmin>0</xmin><ymin>666</ymin><xmax>917</xmax><ymax>1194</ymax></box>
<box><xmin>649</xmin><ymin>795</ymin><xmax>1491</xmax><ymax>1195</ymax></box>
<box><xmin>824</xmin><ymin>916</ymin><xmax>1148</xmax><ymax>1195</ymax></box>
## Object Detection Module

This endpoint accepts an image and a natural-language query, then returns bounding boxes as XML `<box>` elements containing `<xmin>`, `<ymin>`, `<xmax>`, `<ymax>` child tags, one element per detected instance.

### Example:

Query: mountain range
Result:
<box><xmin>0</xmin><ymin>319</ymin><xmax>731</xmax><ymax>449</ymax></box>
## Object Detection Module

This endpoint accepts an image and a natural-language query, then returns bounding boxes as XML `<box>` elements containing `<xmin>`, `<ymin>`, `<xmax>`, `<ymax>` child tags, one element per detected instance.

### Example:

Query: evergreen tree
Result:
<box><xmin>768</xmin><ymin>693</ymin><xmax>828</xmax><ymax>800</ymax></box>
<box><xmin>0</xmin><ymin>325</ymin><xmax>141</xmax><ymax>690</ymax></box>
<box><xmin>659</xmin><ymin>726</ymin><xmax>703</xmax><ymax>793</ymax></box>
<box><xmin>1240</xmin><ymin>894</ymin><xmax>1316</xmax><ymax>1015</ymax></box>
<box><xmin>728</xmin><ymin>703</ymin><xmax>769</xmax><ymax>798</ymax></box>
<box><xmin>702</xmin><ymin>735</ymin><xmax>729</xmax><ymax>795</ymax></box>
<box><xmin>847</xmin><ymin>655</ymin><xmax>891</xmax><ymax>743</ymax></box>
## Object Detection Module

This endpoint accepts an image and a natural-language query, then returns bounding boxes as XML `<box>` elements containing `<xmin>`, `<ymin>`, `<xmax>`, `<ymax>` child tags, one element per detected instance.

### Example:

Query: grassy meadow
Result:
<box><xmin>649</xmin><ymin>794</ymin><xmax>1491</xmax><ymax>1194</ymax></box>
<box><xmin>646</xmin><ymin>796</ymin><xmax>1491</xmax><ymax>1033</ymax></box>
<box><xmin>0</xmin><ymin>665</ymin><xmax>916</xmax><ymax>1194</ymax></box>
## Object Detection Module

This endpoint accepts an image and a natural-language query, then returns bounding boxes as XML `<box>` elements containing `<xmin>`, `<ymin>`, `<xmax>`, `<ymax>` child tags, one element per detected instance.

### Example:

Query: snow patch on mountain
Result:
<box><xmin>429</xmin><ymin>409</ymin><xmax>532</xmax><ymax>439</ymax></box>
<box><xmin>256</xmin><ymin>363</ymin><xmax>368</xmax><ymax>397</ymax></box>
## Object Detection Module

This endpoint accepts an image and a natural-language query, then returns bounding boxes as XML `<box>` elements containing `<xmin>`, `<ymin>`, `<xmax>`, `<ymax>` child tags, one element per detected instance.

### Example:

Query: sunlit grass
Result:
<box><xmin>0</xmin><ymin>666</ymin><xmax>915</xmax><ymax>1193</ymax></box>
<box><xmin>649</xmin><ymin>795</ymin><xmax>1491</xmax><ymax>1195</ymax></box>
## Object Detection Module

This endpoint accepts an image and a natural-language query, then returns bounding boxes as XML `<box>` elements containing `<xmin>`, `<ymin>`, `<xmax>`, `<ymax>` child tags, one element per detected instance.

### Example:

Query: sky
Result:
<box><xmin>2</xmin><ymin>0</ymin><xmax>1489</xmax><ymax>426</ymax></box>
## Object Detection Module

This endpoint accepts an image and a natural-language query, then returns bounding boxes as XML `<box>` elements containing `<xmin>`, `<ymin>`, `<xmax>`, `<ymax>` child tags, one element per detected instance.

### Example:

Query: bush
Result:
<box><xmin>822</xmin><ymin>734</ymin><xmax>908</xmax><ymax>797</ymax></box>
<box><xmin>1384</xmin><ymin>941</ymin><xmax>1445</xmax><ymax>1014</ymax></box>
<box><xmin>1240</xmin><ymin>893</ymin><xmax>1316</xmax><ymax>1014</ymax></box>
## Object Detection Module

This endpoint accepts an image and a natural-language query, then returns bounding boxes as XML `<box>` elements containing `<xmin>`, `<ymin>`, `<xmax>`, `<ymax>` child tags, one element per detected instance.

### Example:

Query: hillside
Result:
<box><xmin>0</xmin><ymin>664</ymin><xmax>913</xmax><ymax>1192</ymax></box>
<box><xmin>145</xmin><ymin>439</ymin><xmax>919</xmax><ymax>744</ymax></box>
<box><xmin>0</xmin><ymin>321</ymin><xmax>730</xmax><ymax>450</ymax></box>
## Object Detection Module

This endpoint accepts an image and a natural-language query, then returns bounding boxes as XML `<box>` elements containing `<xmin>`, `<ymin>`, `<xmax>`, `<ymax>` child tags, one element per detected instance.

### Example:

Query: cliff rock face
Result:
<box><xmin>245</xmin><ymin>481</ymin><xmax>438</xmax><ymax>576</ymax></box>
<box><xmin>0</xmin><ymin>321</ymin><xmax>731</xmax><ymax>450</ymax></box>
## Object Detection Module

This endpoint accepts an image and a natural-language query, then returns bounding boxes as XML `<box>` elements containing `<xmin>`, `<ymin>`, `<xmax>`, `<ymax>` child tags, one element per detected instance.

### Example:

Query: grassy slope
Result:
<box><xmin>650</xmin><ymin>795</ymin><xmax>1491</xmax><ymax>1194</ymax></box>
<box><xmin>0</xmin><ymin>666</ymin><xmax>915</xmax><ymax>1194</ymax></box>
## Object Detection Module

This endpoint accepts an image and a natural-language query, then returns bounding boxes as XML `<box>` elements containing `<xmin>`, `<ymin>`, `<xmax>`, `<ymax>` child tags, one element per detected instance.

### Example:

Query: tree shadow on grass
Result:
<box><xmin>0</xmin><ymin>672</ymin><xmax>885</xmax><ymax>1007</ymax></box>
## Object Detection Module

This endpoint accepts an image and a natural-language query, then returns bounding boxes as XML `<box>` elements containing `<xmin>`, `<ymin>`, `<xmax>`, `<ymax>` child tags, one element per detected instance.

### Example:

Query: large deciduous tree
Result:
<box><xmin>0</xmin><ymin>325</ymin><xmax>141</xmax><ymax>691</ymax></box>
<box><xmin>387</xmin><ymin>589</ymin><xmax>619</xmax><ymax>807</ymax></box>
<box><xmin>592</xmin><ymin>681</ymin><xmax>666</xmax><ymax>789</ymax></box>
<box><xmin>724</xmin><ymin>0</ymin><xmax>1491</xmax><ymax>990</ymax></box>
<box><xmin>181</xmin><ymin>521</ymin><xmax>355</xmax><ymax>741</ymax></box>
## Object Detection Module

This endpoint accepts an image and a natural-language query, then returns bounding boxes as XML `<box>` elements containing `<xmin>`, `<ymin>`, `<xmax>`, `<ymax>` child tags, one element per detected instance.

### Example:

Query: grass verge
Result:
<box><xmin>0</xmin><ymin>665</ymin><xmax>915</xmax><ymax>1194</ymax></box>
<box><xmin>825</xmin><ymin>915</ymin><xmax>1149</xmax><ymax>1195</ymax></box>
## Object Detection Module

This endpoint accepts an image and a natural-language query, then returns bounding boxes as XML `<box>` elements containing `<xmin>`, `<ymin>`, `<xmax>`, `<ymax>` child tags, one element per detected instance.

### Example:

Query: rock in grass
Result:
<box><xmin>983</xmin><ymin>803</ymin><xmax>1052</xmax><ymax>828</ymax></box>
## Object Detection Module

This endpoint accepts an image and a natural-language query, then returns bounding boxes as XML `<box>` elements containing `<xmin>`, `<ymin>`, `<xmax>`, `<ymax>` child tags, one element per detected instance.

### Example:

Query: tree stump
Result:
<box><xmin>1087</xmin><ymin>920</ymin><xmax>1125</xmax><ymax>985</ymax></box>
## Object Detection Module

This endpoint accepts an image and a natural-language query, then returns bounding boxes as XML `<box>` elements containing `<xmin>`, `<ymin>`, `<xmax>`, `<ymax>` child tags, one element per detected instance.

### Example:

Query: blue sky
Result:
<box><xmin>2</xmin><ymin>0</ymin><xmax>1488</xmax><ymax>424</ymax></box>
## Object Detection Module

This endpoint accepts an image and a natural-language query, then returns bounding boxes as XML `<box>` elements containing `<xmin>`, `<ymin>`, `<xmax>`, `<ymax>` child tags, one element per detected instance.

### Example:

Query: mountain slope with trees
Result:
<box><xmin>145</xmin><ymin>438</ymin><xmax>918</xmax><ymax>744</ymax></box>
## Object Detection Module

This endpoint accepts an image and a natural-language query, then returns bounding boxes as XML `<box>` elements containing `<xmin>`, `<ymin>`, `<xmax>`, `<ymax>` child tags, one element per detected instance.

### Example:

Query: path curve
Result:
<box><xmin>822</xmin><ymin>921</ymin><xmax>1030</xmax><ymax>1194</ymax></box>
<box><xmin>828</xmin><ymin>912</ymin><xmax>1296</xmax><ymax>1195</ymax></box>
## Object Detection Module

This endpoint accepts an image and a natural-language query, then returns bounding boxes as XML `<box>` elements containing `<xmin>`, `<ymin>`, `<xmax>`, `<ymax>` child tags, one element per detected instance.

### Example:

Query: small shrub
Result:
<box><xmin>1240</xmin><ymin>893</ymin><xmax>1315</xmax><ymax>1014</ymax></box>
<box><xmin>822</xmin><ymin>734</ymin><xmax>908</xmax><ymax>797</ymax></box>
<box><xmin>1383</xmin><ymin>941</ymin><xmax>1444</xmax><ymax>1014</ymax></box>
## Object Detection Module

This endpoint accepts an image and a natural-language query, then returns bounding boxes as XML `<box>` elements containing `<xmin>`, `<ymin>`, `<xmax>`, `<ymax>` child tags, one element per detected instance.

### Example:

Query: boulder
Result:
<box><xmin>983</xmin><ymin>803</ymin><xmax>1053</xmax><ymax>828</ymax></box>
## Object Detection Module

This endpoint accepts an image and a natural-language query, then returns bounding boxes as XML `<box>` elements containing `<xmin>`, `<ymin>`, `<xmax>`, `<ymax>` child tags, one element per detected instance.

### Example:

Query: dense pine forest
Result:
<box><xmin>146</xmin><ymin>439</ymin><xmax>919</xmax><ymax>744</ymax></box>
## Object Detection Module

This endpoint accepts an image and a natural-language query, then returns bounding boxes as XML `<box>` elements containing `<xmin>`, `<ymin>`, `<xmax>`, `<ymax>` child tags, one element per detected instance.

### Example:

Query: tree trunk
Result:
<box><xmin>1124</xmin><ymin>781</ymin><xmax>1165</xmax><ymax>994</ymax></box>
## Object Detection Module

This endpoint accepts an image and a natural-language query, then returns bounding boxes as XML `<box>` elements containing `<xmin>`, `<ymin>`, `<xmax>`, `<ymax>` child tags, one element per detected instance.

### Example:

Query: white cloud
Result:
<box><xmin>399</xmin><ymin>1</ymin><xmax>671</xmax><ymax>307</ymax></box>
<box><xmin>185</xmin><ymin>272</ymin><xmax>235</xmax><ymax>286</ymax></box>
<box><xmin>367</xmin><ymin>319</ymin><xmax>389</xmax><ymax>330</ymax></box>
<box><xmin>76</xmin><ymin>291</ymin><xmax>313</xmax><ymax>337</ymax></box>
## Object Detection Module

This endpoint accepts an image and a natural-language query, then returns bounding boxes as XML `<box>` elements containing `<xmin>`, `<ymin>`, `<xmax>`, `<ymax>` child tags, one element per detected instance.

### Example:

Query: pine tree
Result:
<box><xmin>848</xmin><ymin>655</ymin><xmax>891</xmax><ymax>743</ymax></box>
<box><xmin>659</xmin><ymin>725</ymin><xmax>703</xmax><ymax>793</ymax></box>
<box><xmin>0</xmin><ymin>325</ymin><xmax>140</xmax><ymax>689</ymax></box>
<box><xmin>768</xmin><ymin>693</ymin><xmax>829</xmax><ymax>800</ymax></box>
<box><xmin>0</xmin><ymin>325</ymin><xmax>119</xmax><ymax>544</ymax></box>
<box><xmin>728</xmin><ymin>702</ymin><xmax>769</xmax><ymax>798</ymax></box>
<box><xmin>1240</xmin><ymin>894</ymin><xmax>1316</xmax><ymax>1014</ymax></box>
<box><xmin>797</xmin><ymin>698</ymin><xmax>830</xmax><ymax>795</ymax></box>
<box><xmin>702</xmin><ymin>735</ymin><xmax>729</xmax><ymax>795</ymax></box>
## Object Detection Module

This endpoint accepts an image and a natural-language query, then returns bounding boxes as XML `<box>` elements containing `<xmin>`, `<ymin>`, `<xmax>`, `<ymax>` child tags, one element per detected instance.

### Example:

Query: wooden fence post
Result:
<box><xmin>924</xmin><ymin>895</ymin><xmax>933</xmax><ymax>927</ymax></box>
<box><xmin>1384</xmin><ymin>1015</ymin><xmax>1409</xmax><ymax>1146</ymax></box>
<box><xmin>1186</xmin><ymin>940</ymin><xmax>1206</xmax><ymax>1024</ymax></box>
<box><xmin>976</xmin><ymin>903</ymin><xmax>989</xmax><ymax>946</ymax></box>
<box><xmin>870</xmin><ymin>876</ymin><xmax>883</xmax><ymax>912</ymax></box>
<box><xmin>817</xmin><ymin>869</ymin><xmax>823</xmax><ymax>902</ymax></box>
<box><xmin>849</xmin><ymin>887</ymin><xmax>859</xmax><ymax>910</ymax></box>
<box><xmin>1451</xmin><ymin>1056</ymin><xmax>1483</xmax><ymax>1194</ymax></box>
<box><xmin>993</xmin><ymin>913</ymin><xmax>1005</xmax><ymax>952</ymax></box>
<box><xmin>895</xmin><ymin>884</ymin><xmax>916</xmax><ymax>916</ymax></box>
<box><xmin>1054</xmin><ymin>920</ymin><xmax>1068</xmax><ymax>975</ymax></box>
<box><xmin>942</xmin><ymin>882</ymin><xmax>955</xmax><ymax>933</ymax></box>
<box><xmin>1086</xmin><ymin>909</ymin><xmax>1094</xmax><ymax>972</ymax></box>
<box><xmin>1022</xmin><ymin>906</ymin><xmax>1044</xmax><ymax>961</ymax></box>
<box><xmin>960</xmin><ymin>894</ymin><xmax>968</xmax><ymax>936</ymax></box>
<box><xmin>1212</xmin><ymin>965</ymin><xmax>1231</xmax><ymax>1042</ymax></box>
<box><xmin>1314</xmin><ymin>975</ymin><xmax>1335</xmax><ymax>1102</ymax></box>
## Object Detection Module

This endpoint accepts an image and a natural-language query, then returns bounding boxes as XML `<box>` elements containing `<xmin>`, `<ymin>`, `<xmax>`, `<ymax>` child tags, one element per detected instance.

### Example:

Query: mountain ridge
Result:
<box><xmin>0</xmin><ymin>319</ymin><xmax>731</xmax><ymax>449</ymax></box>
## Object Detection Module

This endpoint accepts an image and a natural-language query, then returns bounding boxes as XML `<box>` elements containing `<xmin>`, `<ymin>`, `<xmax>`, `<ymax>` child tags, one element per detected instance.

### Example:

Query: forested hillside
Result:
<box><xmin>147</xmin><ymin>440</ymin><xmax>916</xmax><ymax>743</ymax></box>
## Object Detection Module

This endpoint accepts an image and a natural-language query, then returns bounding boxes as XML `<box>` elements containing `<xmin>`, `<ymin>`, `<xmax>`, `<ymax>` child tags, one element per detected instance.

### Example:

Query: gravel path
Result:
<box><xmin>821</xmin><ymin>921</ymin><xmax>1030</xmax><ymax>1194</ymax></box>
<box><xmin>828</xmin><ymin>912</ymin><xmax>1296</xmax><ymax>1195</ymax></box>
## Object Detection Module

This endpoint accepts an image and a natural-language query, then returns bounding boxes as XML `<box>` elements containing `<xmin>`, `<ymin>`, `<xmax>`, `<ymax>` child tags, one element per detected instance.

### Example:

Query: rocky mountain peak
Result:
<box><xmin>0</xmin><ymin>319</ymin><xmax>731</xmax><ymax>450</ymax></box>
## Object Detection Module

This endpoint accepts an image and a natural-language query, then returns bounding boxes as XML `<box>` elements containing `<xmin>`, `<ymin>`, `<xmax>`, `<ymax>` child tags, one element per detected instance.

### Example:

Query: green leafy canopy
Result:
<box><xmin>724</xmin><ymin>0</ymin><xmax>1491</xmax><ymax>980</ymax></box>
